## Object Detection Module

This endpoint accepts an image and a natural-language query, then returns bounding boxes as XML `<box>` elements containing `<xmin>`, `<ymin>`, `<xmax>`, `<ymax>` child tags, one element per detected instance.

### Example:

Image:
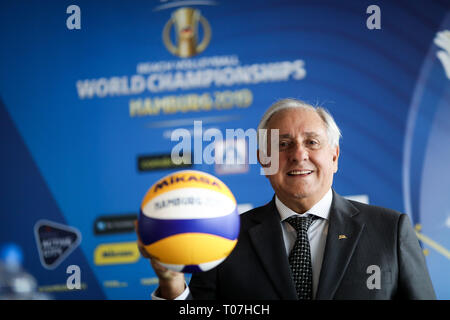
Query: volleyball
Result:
<box><xmin>138</xmin><ymin>170</ymin><xmax>240</xmax><ymax>273</ymax></box>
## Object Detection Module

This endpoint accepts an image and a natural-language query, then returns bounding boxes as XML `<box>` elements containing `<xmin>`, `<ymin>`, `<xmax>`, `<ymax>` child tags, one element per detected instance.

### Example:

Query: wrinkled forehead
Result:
<box><xmin>266</xmin><ymin>108</ymin><xmax>328</xmax><ymax>136</ymax></box>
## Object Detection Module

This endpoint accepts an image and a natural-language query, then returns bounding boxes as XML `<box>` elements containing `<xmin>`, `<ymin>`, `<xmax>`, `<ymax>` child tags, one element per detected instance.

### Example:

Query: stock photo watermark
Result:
<box><xmin>66</xmin><ymin>5</ymin><xmax>81</xmax><ymax>30</ymax></box>
<box><xmin>366</xmin><ymin>265</ymin><xmax>381</xmax><ymax>290</ymax></box>
<box><xmin>169</xmin><ymin>121</ymin><xmax>280</xmax><ymax>175</ymax></box>
<box><xmin>66</xmin><ymin>265</ymin><xmax>81</xmax><ymax>290</ymax></box>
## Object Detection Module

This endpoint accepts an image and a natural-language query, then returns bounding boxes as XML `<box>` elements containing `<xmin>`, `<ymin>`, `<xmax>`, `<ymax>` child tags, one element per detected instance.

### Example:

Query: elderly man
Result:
<box><xmin>139</xmin><ymin>98</ymin><xmax>436</xmax><ymax>300</ymax></box>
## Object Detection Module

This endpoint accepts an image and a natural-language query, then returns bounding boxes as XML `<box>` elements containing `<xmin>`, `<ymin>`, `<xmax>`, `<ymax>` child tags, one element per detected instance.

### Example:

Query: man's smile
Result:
<box><xmin>287</xmin><ymin>169</ymin><xmax>314</xmax><ymax>177</ymax></box>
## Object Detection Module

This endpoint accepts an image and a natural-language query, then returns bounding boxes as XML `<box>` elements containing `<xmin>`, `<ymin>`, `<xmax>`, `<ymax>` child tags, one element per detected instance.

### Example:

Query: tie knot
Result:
<box><xmin>285</xmin><ymin>215</ymin><xmax>315</xmax><ymax>233</ymax></box>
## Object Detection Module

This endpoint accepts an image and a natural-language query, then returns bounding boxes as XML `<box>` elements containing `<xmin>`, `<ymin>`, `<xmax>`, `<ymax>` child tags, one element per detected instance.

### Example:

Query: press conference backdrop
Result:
<box><xmin>0</xmin><ymin>0</ymin><xmax>449</xmax><ymax>299</ymax></box>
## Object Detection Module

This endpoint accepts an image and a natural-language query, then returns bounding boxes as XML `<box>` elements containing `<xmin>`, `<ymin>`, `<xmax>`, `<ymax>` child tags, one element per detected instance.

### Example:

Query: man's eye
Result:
<box><xmin>307</xmin><ymin>140</ymin><xmax>320</xmax><ymax>147</ymax></box>
<box><xmin>279</xmin><ymin>141</ymin><xmax>290</xmax><ymax>147</ymax></box>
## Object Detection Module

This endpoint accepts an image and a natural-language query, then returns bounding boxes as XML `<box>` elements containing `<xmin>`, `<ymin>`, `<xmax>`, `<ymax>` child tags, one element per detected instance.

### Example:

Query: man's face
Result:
<box><xmin>261</xmin><ymin>108</ymin><xmax>339</xmax><ymax>213</ymax></box>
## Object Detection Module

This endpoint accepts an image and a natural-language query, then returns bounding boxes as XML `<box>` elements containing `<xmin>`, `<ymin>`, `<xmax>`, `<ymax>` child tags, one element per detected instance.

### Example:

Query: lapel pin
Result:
<box><xmin>338</xmin><ymin>234</ymin><xmax>347</xmax><ymax>240</ymax></box>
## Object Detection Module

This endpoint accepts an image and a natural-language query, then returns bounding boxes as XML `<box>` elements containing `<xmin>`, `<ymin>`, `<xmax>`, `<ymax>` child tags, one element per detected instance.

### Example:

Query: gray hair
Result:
<box><xmin>257</xmin><ymin>98</ymin><xmax>342</xmax><ymax>150</ymax></box>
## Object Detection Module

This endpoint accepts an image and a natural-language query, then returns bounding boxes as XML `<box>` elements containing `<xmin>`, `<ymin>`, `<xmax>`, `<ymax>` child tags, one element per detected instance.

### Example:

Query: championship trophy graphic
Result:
<box><xmin>163</xmin><ymin>7</ymin><xmax>211</xmax><ymax>58</ymax></box>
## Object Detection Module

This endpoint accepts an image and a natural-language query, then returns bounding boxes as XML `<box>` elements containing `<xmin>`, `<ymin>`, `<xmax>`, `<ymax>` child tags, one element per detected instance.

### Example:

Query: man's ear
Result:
<box><xmin>333</xmin><ymin>145</ymin><xmax>340</xmax><ymax>173</ymax></box>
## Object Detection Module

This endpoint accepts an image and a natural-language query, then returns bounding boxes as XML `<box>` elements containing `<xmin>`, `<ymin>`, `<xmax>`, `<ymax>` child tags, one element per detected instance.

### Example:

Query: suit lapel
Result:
<box><xmin>316</xmin><ymin>191</ymin><xmax>365</xmax><ymax>300</ymax></box>
<box><xmin>247</xmin><ymin>200</ymin><xmax>297</xmax><ymax>300</ymax></box>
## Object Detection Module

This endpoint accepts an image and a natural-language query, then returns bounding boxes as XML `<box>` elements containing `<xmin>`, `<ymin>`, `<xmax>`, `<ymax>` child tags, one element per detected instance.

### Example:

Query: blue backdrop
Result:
<box><xmin>0</xmin><ymin>0</ymin><xmax>449</xmax><ymax>299</ymax></box>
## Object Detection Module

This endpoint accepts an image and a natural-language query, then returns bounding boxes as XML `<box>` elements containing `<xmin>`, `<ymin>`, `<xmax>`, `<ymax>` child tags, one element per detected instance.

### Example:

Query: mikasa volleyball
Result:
<box><xmin>138</xmin><ymin>170</ymin><xmax>240</xmax><ymax>273</ymax></box>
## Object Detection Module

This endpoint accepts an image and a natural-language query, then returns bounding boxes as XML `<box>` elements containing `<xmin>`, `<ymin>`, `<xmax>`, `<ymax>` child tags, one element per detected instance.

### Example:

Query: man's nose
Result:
<box><xmin>289</xmin><ymin>141</ymin><xmax>308</xmax><ymax>162</ymax></box>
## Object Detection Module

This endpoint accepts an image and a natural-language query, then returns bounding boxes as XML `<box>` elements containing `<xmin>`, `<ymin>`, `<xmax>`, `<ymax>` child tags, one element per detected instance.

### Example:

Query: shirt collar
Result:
<box><xmin>276</xmin><ymin>188</ymin><xmax>333</xmax><ymax>221</ymax></box>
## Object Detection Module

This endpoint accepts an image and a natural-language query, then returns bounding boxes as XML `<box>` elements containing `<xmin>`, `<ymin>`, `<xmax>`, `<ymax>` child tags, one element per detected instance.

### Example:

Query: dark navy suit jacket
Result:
<box><xmin>188</xmin><ymin>190</ymin><xmax>436</xmax><ymax>299</ymax></box>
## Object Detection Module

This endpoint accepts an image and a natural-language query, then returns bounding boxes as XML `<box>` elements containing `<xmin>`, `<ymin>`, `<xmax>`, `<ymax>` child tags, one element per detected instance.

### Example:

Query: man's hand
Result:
<box><xmin>135</xmin><ymin>220</ymin><xmax>186</xmax><ymax>299</ymax></box>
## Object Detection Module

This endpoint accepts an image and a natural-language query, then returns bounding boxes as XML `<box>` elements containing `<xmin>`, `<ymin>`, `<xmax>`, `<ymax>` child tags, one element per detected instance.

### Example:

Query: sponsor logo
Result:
<box><xmin>94</xmin><ymin>242</ymin><xmax>140</xmax><ymax>266</ymax></box>
<box><xmin>38</xmin><ymin>283</ymin><xmax>87</xmax><ymax>293</ymax></box>
<box><xmin>140</xmin><ymin>277</ymin><xmax>159</xmax><ymax>286</ymax></box>
<box><xmin>34</xmin><ymin>220</ymin><xmax>81</xmax><ymax>270</ymax></box>
<box><xmin>94</xmin><ymin>214</ymin><xmax>138</xmax><ymax>235</ymax></box>
<box><xmin>138</xmin><ymin>153</ymin><xmax>192</xmax><ymax>172</ymax></box>
<box><xmin>103</xmin><ymin>280</ymin><xmax>128</xmax><ymax>288</ymax></box>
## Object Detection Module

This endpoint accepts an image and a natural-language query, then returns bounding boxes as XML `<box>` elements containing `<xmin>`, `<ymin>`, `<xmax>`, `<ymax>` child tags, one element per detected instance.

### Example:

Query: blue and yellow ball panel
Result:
<box><xmin>144</xmin><ymin>233</ymin><xmax>237</xmax><ymax>265</ymax></box>
<box><xmin>138</xmin><ymin>207</ymin><xmax>240</xmax><ymax>245</ymax></box>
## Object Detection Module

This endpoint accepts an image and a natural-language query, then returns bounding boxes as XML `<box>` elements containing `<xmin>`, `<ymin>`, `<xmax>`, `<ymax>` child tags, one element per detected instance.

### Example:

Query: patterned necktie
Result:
<box><xmin>285</xmin><ymin>215</ymin><xmax>315</xmax><ymax>300</ymax></box>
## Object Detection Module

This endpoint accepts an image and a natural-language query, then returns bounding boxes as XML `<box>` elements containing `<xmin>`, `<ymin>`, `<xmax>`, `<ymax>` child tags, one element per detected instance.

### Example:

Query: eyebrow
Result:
<box><xmin>304</xmin><ymin>132</ymin><xmax>322</xmax><ymax>139</ymax></box>
<box><xmin>279</xmin><ymin>132</ymin><xmax>322</xmax><ymax>139</ymax></box>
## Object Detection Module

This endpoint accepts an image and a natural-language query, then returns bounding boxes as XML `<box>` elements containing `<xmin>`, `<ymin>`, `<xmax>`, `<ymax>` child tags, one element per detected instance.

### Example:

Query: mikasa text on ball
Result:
<box><xmin>138</xmin><ymin>170</ymin><xmax>240</xmax><ymax>273</ymax></box>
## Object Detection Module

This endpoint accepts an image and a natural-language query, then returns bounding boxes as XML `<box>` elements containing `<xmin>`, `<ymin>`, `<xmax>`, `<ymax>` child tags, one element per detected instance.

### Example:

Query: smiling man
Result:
<box><xmin>259</xmin><ymin>103</ymin><xmax>340</xmax><ymax>214</ymax></box>
<box><xmin>140</xmin><ymin>98</ymin><xmax>436</xmax><ymax>300</ymax></box>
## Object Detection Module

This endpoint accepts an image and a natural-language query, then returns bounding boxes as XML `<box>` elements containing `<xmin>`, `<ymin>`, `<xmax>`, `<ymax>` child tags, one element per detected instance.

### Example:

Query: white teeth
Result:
<box><xmin>289</xmin><ymin>170</ymin><xmax>312</xmax><ymax>175</ymax></box>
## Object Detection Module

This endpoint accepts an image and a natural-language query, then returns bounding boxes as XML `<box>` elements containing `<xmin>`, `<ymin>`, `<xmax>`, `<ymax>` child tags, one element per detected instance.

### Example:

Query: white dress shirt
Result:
<box><xmin>276</xmin><ymin>188</ymin><xmax>332</xmax><ymax>299</ymax></box>
<box><xmin>152</xmin><ymin>188</ymin><xmax>332</xmax><ymax>300</ymax></box>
